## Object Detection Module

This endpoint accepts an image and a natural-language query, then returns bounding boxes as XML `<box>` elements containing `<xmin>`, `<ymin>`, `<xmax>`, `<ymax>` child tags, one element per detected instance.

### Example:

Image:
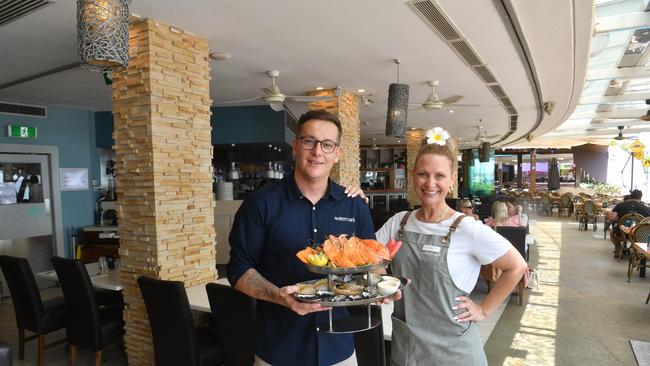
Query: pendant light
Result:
<box><xmin>386</xmin><ymin>59</ymin><xmax>409</xmax><ymax>138</ymax></box>
<box><xmin>77</xmin><ymin>0</ymin><xmax>131</xmax><ymax>72</ymax></box>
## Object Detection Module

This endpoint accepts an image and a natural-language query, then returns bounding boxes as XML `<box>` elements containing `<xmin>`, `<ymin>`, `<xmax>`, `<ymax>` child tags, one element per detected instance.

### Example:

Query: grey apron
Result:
<box><xmin>390</xmin><ymin>211</ymin><xmax>487</xmax><ymax>366</ymax></box>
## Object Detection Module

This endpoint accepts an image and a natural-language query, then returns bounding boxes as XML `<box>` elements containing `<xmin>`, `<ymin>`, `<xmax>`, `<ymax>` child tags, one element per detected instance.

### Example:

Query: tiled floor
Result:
<box><xmin>486</xmin><ymin>216</ymin><xmax>650</xmax><ymax>365</ymax></box>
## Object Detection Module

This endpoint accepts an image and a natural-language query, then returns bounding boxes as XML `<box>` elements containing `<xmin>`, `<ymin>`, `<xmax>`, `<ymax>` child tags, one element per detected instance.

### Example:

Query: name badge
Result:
<box><xmin>422</xmin><ymin>244</ymin><xmax>440</xmax><ymax>253</ymax></box>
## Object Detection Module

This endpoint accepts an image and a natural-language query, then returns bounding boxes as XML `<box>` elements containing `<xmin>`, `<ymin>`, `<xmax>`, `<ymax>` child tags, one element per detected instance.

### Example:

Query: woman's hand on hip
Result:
<box><xmin>452</xmin><ymin>296</ymin><xmax>487</xmax><ymax>322</ymax></box>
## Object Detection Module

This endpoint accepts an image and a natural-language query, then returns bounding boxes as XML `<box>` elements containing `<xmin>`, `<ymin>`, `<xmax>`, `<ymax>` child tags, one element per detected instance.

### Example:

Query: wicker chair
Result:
<box><xmin>558</xmin><ymin>193</ymin><xmax>573</xmax><ymax>217</ymax></box>
<box><xmin>616</xmin><ymin>213</ymin><xmax>645</xmax><ymax>261</ymax></box>
<box><xmin>519</xmin><ymin>192</ymin><xmax>534</xmax><ymax>213</ymax></box>
<box><xmin>537</xmin><ymin>194</ymin><xmax>553</xmax><ymax>216</ymax></box>
<box><xmin>578</xmin><ymin>200</ymin><xmax>599</xmax><ymax>231</ymax></box>
<box><xmin>627</xmin><ymin>223</ymin><xmax>650</xmax><ymax>282</ymax></box>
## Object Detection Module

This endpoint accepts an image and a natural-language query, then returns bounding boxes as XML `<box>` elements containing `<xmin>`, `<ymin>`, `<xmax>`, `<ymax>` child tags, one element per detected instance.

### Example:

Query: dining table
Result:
<box><xmin>37</xmin><ymin>265</ymin><xmax>396</xmax><ymax>340</ymax></box>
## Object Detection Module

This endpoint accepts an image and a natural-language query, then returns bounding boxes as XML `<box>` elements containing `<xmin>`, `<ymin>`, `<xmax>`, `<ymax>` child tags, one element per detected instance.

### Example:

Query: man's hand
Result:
<box><xmin>280</xmin><ymin>285</ymin><xmax>332</xmax><ymax>315</ymax></box>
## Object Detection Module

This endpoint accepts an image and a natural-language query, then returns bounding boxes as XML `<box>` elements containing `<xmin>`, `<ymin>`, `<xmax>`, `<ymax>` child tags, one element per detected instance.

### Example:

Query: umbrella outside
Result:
<box><xmin>548</xmin><ymin>158</ymin><xmax>560</xmax><ymax>191</ymax></box>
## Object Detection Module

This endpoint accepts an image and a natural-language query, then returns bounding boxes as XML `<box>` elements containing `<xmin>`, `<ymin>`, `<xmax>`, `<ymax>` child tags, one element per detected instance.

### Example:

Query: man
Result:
<box><xmin>227</xmin><ymin>110</ymin><xmax>375</xmax><ymax>366</ymax></box>
<box><xmin>607</xmin><ymin>189</ymin><xmax>650</xmax><ymax>257</ymax></box>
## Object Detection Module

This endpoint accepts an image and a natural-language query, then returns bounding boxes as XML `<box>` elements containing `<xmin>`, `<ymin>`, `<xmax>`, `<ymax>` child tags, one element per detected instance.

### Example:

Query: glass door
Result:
<box><xmin>0</xmin><ymin>153</ymin><xmax>54</xmax><ymax>294</ymax></box>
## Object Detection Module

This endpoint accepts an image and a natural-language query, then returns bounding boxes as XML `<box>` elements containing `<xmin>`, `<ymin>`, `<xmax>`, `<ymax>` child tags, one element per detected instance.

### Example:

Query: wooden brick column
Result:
<box><xmin>309</xmin><ymin>89</ymin><xmax>360</xmax><ymax>186</ymax></box>
<box><xmin>111</xmin><ymin>19</ymin><xmax>216</xmax><ymax>366</ymax></box>
<box><xmin>406</xmin><ymin>129</ymin><xmax>425</xmax><ymax>207</ymax></box>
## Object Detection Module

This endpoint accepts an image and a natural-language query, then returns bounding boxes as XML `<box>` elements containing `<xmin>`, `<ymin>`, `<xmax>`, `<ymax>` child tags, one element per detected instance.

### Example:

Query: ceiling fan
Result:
<box><xmin>215</xmin><ymin>70</ymin><xmax>331</xmax><ymax>111</ymax></box>
<box><xmin>458</xmin><ymin>125</ymin><xmax>499</xmax><ymax>145</ymax></box>
<box><xmin>410</xmin><ymin>80</ymin><xmax>478</xmax><ymax>111</ymax></box>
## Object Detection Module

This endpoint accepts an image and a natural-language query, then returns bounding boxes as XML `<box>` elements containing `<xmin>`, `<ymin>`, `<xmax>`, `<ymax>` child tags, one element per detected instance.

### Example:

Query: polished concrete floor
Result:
<box><xmin>1</xmin><ymin>216</ymin><xmax>647</xmax><ymax>365</ymax></box>
<box><xmin>486</xmin><ymin>216</ymin><xmax>650</xmax><ymax>366</ymax></box>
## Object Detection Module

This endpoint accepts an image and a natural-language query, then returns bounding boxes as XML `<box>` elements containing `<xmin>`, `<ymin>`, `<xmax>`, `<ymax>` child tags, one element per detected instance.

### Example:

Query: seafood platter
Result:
<box><xmin>294</xmin><ymin>235</ymin><xmax>407</xmax><ymax>333</ymax></box>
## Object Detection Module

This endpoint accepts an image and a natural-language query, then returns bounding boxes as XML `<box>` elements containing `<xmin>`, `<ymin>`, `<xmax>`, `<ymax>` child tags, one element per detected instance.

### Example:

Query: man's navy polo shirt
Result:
<box><xmin>227</xmin><ymin>173</ymin><xmax>375</xmax><ymax>366</ymax></box>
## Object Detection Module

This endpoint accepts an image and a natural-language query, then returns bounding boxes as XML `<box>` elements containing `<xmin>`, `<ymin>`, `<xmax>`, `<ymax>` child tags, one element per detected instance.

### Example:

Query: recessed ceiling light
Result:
<box><xmin>448</xmin><ymin>110</ymin><xmax>454</xmax><ymax>114</ymax></box>
<box><xmin>397</xmin><ymin>140</ymin><xmax>401</xmax><ymax>143</ymax></box>
<box><xmin>410</xmin><ymin>127</ymin><xmax>416</xmax><ymax>130</ymax></box>
<box><xmin>315</xmin><ymin>86</ymin><xmax>324</xmax><ymax>90</ymax></box>
<box><xmin>357</xmin><ymin>89</ymin><xmax>365</xmax><ymax>93</ymax></box>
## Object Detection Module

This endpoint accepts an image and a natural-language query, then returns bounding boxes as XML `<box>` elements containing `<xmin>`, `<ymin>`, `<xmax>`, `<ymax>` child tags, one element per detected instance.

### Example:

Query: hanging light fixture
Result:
<box><xmin>77</xmin><ymin>0</ymin><xmax>131</xmax><ymax>72</ymax></box>
<box><xmin>386</xmin><ymin>59</ymin><xmax>409</xmax><ymax>138</ymax></box>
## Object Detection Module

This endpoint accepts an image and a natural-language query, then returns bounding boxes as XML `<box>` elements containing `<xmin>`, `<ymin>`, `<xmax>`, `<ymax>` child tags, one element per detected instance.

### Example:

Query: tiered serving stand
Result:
<box><xmin>300</xmin><ymin>261</ymin><xmax>408</xmax><ymax>334</ymax></box>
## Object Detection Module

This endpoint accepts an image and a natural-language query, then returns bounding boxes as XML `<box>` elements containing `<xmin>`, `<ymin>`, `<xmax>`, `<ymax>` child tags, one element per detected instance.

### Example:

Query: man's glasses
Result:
<box><xmin>299</xmin><ymin>136</ymin><xmax>339</xmax><ymax>154</ymax></box>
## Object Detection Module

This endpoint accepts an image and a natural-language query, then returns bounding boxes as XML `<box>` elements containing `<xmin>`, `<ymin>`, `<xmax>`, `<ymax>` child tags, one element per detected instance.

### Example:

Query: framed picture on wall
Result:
<box><xmin>60</xmin><ymin>168</ymin><xmax>88</xmax><ymax>191</ymax></box>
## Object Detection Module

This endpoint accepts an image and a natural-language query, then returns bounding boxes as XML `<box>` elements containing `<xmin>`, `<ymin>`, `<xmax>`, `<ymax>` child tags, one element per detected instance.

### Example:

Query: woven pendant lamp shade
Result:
<box><xmin>386</xmin><ymin>82</ymin><xmax>409</xmax><ymax>138</ymax></box>
<box><xmin>77</xmin><ymin>0</ymin><xmax>131</xmax><ymax>72</ymax></box>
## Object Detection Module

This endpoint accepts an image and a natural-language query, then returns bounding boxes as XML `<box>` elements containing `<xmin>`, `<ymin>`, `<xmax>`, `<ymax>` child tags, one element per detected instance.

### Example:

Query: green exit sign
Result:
<box><xmin>7</xmin><ymin>125</ymin><xmax>37</xmax><ymax>139</ymax></box>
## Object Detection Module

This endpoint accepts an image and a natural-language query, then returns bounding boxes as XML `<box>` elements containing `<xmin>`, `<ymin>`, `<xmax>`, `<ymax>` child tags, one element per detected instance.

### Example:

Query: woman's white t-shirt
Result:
<box><xmin>376</xmin><ymin>210</ymin><xmax>512</xmax><ymax>293</ymax></box>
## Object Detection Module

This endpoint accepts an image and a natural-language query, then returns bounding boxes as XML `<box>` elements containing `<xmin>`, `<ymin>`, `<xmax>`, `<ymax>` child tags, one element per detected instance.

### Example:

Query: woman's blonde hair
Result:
<box><xmin>414</xmin><ymin>136</ymin><xmax>459</xmax><ymax>173</ymax></box>
<box><xmin>492</xmin><ymin>201</ymin><xmax>508</xmax><ymax>224</ymax></box>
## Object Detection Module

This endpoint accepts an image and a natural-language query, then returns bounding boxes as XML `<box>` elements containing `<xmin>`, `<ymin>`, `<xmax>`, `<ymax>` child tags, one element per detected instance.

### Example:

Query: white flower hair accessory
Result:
<box><xmin>425</xmin><ymin>127</ymin><xmax>450</xmax><ymax>146</ymax></box>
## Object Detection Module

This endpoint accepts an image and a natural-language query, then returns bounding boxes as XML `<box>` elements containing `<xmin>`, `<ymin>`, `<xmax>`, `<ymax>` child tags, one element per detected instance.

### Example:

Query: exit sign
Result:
<box><xmin>7</xmin><ymin>125</ymin><xmax>37</xmax><ymax>139</ymax></box>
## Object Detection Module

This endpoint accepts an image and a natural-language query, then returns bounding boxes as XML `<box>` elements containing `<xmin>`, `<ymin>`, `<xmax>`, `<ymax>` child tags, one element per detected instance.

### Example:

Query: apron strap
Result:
<box><xmin>397</xmin><ymin>211</ymin><xmax>413</xmax><ymax>240</ymax></box>
<box><xmin>442</xmin><ymin>214</ymin><xmax>470</xmax><ymax>243</ymax></box>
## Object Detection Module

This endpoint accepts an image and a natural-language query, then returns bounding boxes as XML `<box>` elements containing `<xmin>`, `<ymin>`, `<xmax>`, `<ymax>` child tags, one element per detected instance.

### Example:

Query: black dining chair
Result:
<box><xmin>0</xmin><ymin>255</ymin><xmax>67</xmax><ymax>366</ymax></box>
<box><xmin>50</xmin><ymin>256</ymin><xmax>124</xmax><ymax>366</ymax></box>
<box><xmin>205</xmin><ymin>283</ymin><xmax>255</xmax><ymax>366</ymax></box>
<box><xmin>349</xmin><ymin>306</ymin><xmax>385</xmax><ymax>366</ymax></box>
<box><xmin>0</xmin><ymin>339</ymin><xmax>11</xmax><ymax>366</ymax></box>
<box><xmin>496</xmin><ymin>226</ymin><xmax>528</xmax><ymax>305</ymax></box>
<box><xmin>138</xmin><ymin>276</ymin><xmax>224</xmax><ymax>366</ymax></box>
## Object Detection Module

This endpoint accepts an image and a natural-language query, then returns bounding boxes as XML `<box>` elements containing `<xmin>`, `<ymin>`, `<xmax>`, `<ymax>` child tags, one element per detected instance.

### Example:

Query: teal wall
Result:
<box><xmin>0</xmin><ymin>106</ymin><xmax>101</xmax><ymax>257</ymax></box>
<box><xmin>95</xmin><ymin>111</ymin><xmax>114</xmax><ymax>148</ymax></box>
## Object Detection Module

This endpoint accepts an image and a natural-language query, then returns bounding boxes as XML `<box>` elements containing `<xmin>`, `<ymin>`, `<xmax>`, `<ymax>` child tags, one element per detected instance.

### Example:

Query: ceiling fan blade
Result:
<box><xmin>286</xmin><ymin>95</ymin><xmax>332</xmax><ymax>102</ymax></box>
<box><xmin>486</xmin><ymin>134</ymin><xmax>500</xmax><ymax>138</ymax></box>
<box><xmin>408</xmin><ymin>106</ymin><xmax>424</xmax><ymax>111</ymax></box>
<box><xmin>441</xmin><ymin>95</ymin><xmax>463</xmax><ymax>104</ymax></box>
<box><xmin>269</xmin><ymin>102</ymin><xmax>284</xmax><ymax>112</ymax></box>
<box><xmin>261</xmin><ymin>87</ymin><xmax>280</xmax><ymax>95</ymax></box>
<box><xmin>449</xmin><ymin>103</ymin><xmax>480</xmax><ymax>107</ymax></box>
<box><xmin>214</xmin><ymin>96</ymin><xmax>263</xmax><ymax>104</ymax></box>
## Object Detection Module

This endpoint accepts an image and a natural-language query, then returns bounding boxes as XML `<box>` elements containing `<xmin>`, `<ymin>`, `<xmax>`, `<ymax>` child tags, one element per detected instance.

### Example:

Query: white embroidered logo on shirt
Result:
<box><xmin>334</xmin><ymin>216</ymin><xmax>356</xmax><ymax>223</ymax></box>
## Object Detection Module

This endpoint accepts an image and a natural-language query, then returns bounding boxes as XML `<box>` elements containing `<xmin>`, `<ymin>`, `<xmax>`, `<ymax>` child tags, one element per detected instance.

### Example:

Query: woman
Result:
<box><xmin>457</xmin><ymin>198</ymin><xmax>479</xmax><ymax>220</ymax></box>
<box><xmin>484</xmin><ymin>201</ymin><xmax>518</xmax><ymax>228</ymax></box>
<box><xmin>506</xmin><ymin>197</ymin><xmax>528</xmax><ymax>227</ymax></box>
<box><xmin>376</xmin><ymin>128</ymin><xmax>527</xmax><ymax>365</ymax></box>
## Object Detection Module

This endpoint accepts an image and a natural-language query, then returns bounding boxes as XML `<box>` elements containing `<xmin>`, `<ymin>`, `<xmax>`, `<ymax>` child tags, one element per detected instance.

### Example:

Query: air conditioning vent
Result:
<box><xmin>474</xmin><ymin>65</ymin><xmax>497</xmax><ymax>84</ymax></box>
<box><xmin>489</xmin><ymin>85</ymin><xmax>507</xmax><ymax>99</ymax></box>
<box><xmin>0</xmin><ymin>101</ymin><xmax>47</xmax><ymax>118</ymax></box>
<box><xmin>450</xmin><ymin>40</ymin><xmax>482</xmax><ymax>67</ymax></box>
<box><xmin>500</xmin><ymin>98</ymin><xmax>513</xmax><ymax>108</ymax></box>
<box><xmin>0</xmin><ymin>0</ymin><xmax>52</xmax><ymax>27</ymax></box>
<box><xmin>409</xmin><ymin>0</ymin><xmax>460</xmax><ymax>41</ymax></box>
<box><xmin>506</xmin><ymin>106</ymin><xmax>517</xmax><ymax>115</ymax></box>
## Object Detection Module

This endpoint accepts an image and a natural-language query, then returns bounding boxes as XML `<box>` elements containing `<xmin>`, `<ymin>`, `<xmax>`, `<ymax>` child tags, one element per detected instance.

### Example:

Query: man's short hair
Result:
<box><xmin>631</xmin><ymin>189</ymin><xmax>643</xmax><ymax>200</ymax></box>
<box><xmin>297</xmin><ymin>110</ymin><xmax>342</xmax><ymax>142</ymax></box>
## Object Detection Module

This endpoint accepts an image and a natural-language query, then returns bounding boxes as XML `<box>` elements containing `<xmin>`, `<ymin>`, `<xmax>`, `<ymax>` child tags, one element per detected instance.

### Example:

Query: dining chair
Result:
<box><xmin>0</xmin><ymin>339</ymin><xmax>11</xmax><ymax>366</ymax></box>
<box><xmin>628</xmin><ymin>223</ymin><xmax>650</xmax><ymax>282</ymax></box>
<box><xmin>0</xmin><ymin>255</ymin><xmax>67</xmax><ymax>366</ymax></box>
<box><xmin>496</xmin><ymin>226</ymin><xmax>528</xmax><ymax>305</ymax></box>
<box><xmin>617</xmin><ymin>213</ymin><xmax>645</xmax><ymax>261</ymax></box>
<box><xmin>578</xmin><ymin>200</ymin><xmax>599</xmax><ymax>231</ymax></box>
<box><xmin>51</xmin><ymin>257</ymin><xmax>124</xmax><ymax>366</ymax></box>
<box><xmin>349</xmin><ymin>305</ymin><xmax>385</xmax><ymax>366</ymax></box>
<box><xmin>138</xmin><ymin>276</ymin><xmax>223</xmax><ymax>366</ymax></box>
<box><xmin>558</xmin><ymin>193</ymin><xmax>572</xmax><ymax>217</ymax></box>
<box><xmin>205</xmin><ymin>282</ymin><xmax>255</xmax><ymax>366</ymax></box>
